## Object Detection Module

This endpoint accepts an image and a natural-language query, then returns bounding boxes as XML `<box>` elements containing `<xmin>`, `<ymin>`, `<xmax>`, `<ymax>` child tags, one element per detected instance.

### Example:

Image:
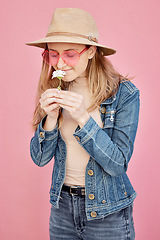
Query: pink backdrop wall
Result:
<box><xmin>1</xmin><ymin>0</ymin><xmax>160</xmax><ymax>239</ymax></box>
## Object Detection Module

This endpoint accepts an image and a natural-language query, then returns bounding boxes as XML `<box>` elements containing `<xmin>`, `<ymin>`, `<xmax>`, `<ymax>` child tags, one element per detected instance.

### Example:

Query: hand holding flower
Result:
<box><xmin>51</xmin><ymin>90</ymin><xmax>90</xmax><ymax>127</ymax></box>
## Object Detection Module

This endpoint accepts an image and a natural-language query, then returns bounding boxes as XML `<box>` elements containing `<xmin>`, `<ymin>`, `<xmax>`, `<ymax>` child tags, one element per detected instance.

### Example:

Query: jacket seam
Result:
<box><xmin>80</xmin><ymin>125</ymin><xmax>99</xmax><ymax>144</ymax></box>
<box><xmin>86</xmin><ymin>192</ymin><xmax>136</xmax><ymax>210</ymax></box>
<box><xmin>122</xmin><ymin>81</ymin><xmax>139</xmax><ymax>93</ymax></box>
<box><xmin>84</xmin><ymin>133</ymin><xmax>124</xmax><ymax>166</ymax></box>
<box><xmin>44</xmin><ymin>131</ymin><xmax>58</xmax><ymax>141</ymax></box>
<box><xmin>118</xmin><ymin>88</ymin><xmax>139</xmax><ymax>108</ymax></box>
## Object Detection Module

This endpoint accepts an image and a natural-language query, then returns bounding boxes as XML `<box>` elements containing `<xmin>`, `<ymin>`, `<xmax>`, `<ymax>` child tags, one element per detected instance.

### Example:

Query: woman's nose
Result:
<box><xmin>56</xmin><ymin>56</ymin><xmax>66</xmax><ymax>69</ymax></box>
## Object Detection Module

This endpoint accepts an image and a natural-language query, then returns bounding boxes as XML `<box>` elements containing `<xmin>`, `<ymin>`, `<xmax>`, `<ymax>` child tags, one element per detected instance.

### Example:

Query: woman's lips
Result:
<box><xmin>64</xmin><ymin>69</ymin><xmax>72</xmax><ymax>72</ymax></box>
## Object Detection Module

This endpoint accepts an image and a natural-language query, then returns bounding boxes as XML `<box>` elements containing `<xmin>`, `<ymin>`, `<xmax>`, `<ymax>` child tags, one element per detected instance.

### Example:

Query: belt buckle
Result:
<box><xmin>70</xmin><ymin>186</ymin><xmax>79</xmax><ymax>195</ymax></box>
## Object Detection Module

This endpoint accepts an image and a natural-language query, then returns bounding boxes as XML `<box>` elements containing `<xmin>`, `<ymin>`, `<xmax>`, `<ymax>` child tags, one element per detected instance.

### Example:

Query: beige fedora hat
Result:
<box><xmin>26</xmin><ymin>8</ymin><xmax>116</xmax><ymax>56</ymax></box>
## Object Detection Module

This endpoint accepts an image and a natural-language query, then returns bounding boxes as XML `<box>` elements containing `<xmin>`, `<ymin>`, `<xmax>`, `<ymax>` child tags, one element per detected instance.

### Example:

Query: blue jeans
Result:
<box><xmin>49</xmin><ymin>189</ymin><xmax>135</xmax><ymax>240</ymax></box>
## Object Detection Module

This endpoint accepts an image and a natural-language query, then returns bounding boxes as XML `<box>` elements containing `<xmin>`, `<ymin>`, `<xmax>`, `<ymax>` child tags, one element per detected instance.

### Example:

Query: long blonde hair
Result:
<box><xmin>32</xmin><ymin>47</ymin><xmax>129</xmax><ymax>131</ymax></box>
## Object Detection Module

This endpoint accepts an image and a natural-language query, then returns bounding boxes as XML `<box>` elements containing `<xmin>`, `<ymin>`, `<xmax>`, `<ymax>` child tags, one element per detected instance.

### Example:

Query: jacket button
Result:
<box><xmin>88</xmin><ymin>170</ymin><xmax>94</xmax><ymax>176</ymax></box>
<box><xmin>102</xmin><ymin>200</ymin><xmax>106</xmax><ymax>204</ymax></box>
<box><xmin>88</xmin><ymin>194</ymin><xmax>95</xmax><ymax>200</ymax></box>
<box><xmin>124</xmin><ymin>192</ymin><xmax>127</xmax><ymax>196</ymax></box>
<box><xmin>75</xmin><ymin>136</ymin><xmax>80</xmax><ymax>141</ymax></box>
<box><xmin>91</xmin><ymin>211</ymin><xmax>97</xmax><ymax>218</ymax></box>
<box><xmin>100</xmin><ymin>107</ymin><xmax>106</xmax><ymax>114</ymax></box>
<box><xmin>40</xmin><ymin>132</ymin><xmax>44</xmax><ymax>138</ymax></box>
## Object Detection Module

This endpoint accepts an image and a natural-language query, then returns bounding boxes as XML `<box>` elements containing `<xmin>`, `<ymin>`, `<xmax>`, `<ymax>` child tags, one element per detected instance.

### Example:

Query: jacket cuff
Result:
<box><xmin>73</xmin><ymin>116</ymin><xmax>99</xmax><ymax>144</ymax></box>
<box><xmin>37</xmin><ymin>115</ymin><xmax>58</xmax><ymax>143</ymax></box>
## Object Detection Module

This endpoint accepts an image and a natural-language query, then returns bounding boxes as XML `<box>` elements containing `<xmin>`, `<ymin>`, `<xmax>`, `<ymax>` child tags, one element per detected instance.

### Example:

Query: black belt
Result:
<box><xmin>62</xmin><ymin>185</ymin><xmax>85</xmax><ymax>196</ymax></box>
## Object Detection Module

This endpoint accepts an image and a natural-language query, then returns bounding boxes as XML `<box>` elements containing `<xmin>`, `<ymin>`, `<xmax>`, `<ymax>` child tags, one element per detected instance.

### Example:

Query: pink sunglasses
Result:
<box><xmin>42</xmin><ymin>47</ymin><xmax>89</xmax><ymax>66</ymax></box>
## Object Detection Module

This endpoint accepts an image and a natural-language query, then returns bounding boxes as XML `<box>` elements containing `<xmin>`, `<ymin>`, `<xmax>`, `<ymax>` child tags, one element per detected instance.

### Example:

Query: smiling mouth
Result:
<box><xmin>63</xmin><ymin>69</ymin><xmax>72</xmax><ymax>72</ymax></box>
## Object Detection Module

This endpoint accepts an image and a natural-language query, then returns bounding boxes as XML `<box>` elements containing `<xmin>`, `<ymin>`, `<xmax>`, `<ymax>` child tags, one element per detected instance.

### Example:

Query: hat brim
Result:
<box><xmin>26</xmin><ymin>35</ymin><xmax>116</xmax><ymax>56</ymax></box>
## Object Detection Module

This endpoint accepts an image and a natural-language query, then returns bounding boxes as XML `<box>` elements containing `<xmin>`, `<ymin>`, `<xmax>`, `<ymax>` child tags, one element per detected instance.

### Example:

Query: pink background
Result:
<box><xmin>1</xmin><ymin>0</ymin><xmax>160</xmax><ymax>239</ymax></box>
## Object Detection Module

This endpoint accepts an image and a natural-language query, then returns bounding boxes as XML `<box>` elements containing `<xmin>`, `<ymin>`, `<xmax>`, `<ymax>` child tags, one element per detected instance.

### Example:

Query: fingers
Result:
<box><xmin>56</xmin><ymin>91</ymin><xmax>85</xmax><ymax>115</ymax></box>
<box><xmin>39</xmin><ymin>89</ymin><xmax>61</xmax><ymax>116</ymax></box>
<box><xmin>40</xmin><ymin>89</ymin><xmax>59</xmax><ymax>107</ymax></box>
<box><xmin>40</xmin><ymin>97</ymin><xmax>57</xmax><ymax>108</ymax></box>
<box><xmin>57</xmin><ymin>91</ymin><xmax>83</xmax><ymax>104</ymax></box>
<box><xmin>39</xmin><ymin>89</ymin><xmax>89</xmax><ymax>126</ymax></box>
<box><xmin>43</xmin><ymin>103</ymin><xmax>60</xmax><ymax>113</ymax></box>
<box><xmin>40</xmin><ymin>88</ymin><xmax>60</xmax><ymax>102</ymax></box>
<box><xmin>55</xmin><ymin>90</ymin><xmax>83</xmax><ymax>106</ymax></box>
<box><xmin>57</xmin><ymin>91</ymin><xmax>90</xmax><ymax>127</ymax></box>
<box><xmin>53</xmin><ymin>96</ymin><xmax>79</xmax><ymax>108</ymax></box>
<box><xmin>40</xmin><ymin>89</ymin><xmax>83</xmax><ymax>113</ymax></box>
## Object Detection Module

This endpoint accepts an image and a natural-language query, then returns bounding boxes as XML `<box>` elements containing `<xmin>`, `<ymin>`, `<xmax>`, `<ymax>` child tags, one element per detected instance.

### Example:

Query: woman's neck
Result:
<box><xmin>69</xmin><ymin>77</ymin><xmax>89</xmax><ymax>92</ymax></box>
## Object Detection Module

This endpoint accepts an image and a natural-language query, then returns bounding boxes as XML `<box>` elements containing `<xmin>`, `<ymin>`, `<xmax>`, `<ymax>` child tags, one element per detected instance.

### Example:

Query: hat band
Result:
<box><xmin>46</xmin><ymin>32</ymin><xmax>98</xmax><ymax>43</ymax></box>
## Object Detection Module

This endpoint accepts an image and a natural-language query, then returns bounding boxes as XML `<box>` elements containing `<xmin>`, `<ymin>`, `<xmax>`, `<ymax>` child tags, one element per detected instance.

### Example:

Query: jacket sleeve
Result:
<box><xmin>73</xmin><ymin>90</ymin><xmax>140</xmax><ymax>176</ymax></box>
<box><xmin>30</xmin><ymin>116</ymin><xmax>59</xmax><ymax>167</ymax></box>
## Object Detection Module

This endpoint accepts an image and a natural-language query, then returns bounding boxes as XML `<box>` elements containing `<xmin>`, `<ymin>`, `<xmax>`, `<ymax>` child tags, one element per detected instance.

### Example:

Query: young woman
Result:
<box><xmin>27</xmin><ymin>8</ymin><xmax>140</xmax><ymax>240</ymax></box>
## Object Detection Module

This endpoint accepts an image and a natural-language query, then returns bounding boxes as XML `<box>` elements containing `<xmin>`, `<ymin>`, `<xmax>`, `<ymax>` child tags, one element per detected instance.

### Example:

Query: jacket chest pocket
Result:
<box><xmin>100</xmin><ymin>107</ymin><xmax>116</xmax><ymax>137</ymax></box>
<box><xmin>102</xmin><ymin>110</ymin><xmax>116</xmax><ymax>128</ymax></box>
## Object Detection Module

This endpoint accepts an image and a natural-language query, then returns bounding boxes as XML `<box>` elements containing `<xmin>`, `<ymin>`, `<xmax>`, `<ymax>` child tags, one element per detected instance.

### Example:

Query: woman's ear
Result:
<box><xmin>88</xmin><ymin>46</ymin><xmax>97</xmax><ymax>59</ymax></box>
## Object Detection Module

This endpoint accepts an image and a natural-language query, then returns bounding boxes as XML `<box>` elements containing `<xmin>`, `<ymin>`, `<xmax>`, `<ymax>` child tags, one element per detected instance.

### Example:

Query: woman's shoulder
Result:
<box><xmin>113</xmin><ymin>79</ymin><xmax>140</xmax><ymax>107</ymax></box>
<box><xmin>119</xmin><ymin>79</ymin><xmax>139</xmax><ymax>94</ymax></box>
<box><xmin>102</xmin><ymin>80</ymin><xmax>139</xmax><ymax>106</ymax></box>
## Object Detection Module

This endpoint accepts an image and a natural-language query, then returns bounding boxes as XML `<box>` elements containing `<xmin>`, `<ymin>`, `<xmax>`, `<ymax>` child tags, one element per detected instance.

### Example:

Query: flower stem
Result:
<box><xmin>57</xmin><ymin>78</ymin><xmax>62</xmax><ymax>90</ymax></box>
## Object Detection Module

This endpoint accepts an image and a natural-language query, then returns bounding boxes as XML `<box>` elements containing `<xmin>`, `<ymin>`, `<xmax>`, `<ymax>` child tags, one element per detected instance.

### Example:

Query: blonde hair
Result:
<box><xmin>32</xmin><ymin>47</ymin><xmax>130</xmax><ymax>131</ymax></box>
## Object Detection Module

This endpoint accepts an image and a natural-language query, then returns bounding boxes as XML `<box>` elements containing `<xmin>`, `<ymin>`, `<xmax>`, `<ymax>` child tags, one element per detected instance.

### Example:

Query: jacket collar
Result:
<box><xmin>101</xmin><ymin>94</ymin><xmax>116</xmax><ymax>105</ymax></box>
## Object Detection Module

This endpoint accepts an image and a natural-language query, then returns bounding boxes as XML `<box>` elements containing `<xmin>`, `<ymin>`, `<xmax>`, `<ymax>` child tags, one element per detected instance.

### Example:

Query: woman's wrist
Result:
<box><xmin>43</xmin><ymin>115</ymin><xmax>57</xmax><ymax>131</ymax></box>
<box><xmin>78</xmin><ymin>112</ymin><xmax>90</xmax><ymax>128</ymax></box>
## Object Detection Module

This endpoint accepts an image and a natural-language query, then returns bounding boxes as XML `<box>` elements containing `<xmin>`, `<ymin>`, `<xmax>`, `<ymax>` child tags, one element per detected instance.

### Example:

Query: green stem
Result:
<box><xmin>57</xmin><ymin>77</ymin><xmax>62</xmax><ymax>90</ymax></box>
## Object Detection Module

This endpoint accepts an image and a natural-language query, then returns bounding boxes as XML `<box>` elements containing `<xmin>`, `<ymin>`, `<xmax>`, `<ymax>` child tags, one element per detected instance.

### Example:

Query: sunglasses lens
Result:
<box><xmin>49</xmin><ymin>51</ymin><xmax>59</xmax><ymax>65</ymax></box>
<box><xmin>42</xmin><ymin>50</ymin><xmax>58</xmax><ymax>66</ymax></box>
<box><xmin>42</xmin><ymin>50</ymin><xmax>80</xmax><ymax>66</ymax></box>
<box><xmin>42</xmin><ymin>50</ymin><xmax>49</xmax><ymax>64</ymax></box>
<box><xmin>62</xmin><ymin>51</ymin><xmax>79</xmax><ymax>66</ymax></box>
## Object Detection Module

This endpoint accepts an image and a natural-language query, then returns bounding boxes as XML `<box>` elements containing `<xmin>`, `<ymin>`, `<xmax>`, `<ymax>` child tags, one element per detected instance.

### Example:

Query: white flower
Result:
<box><xmin>52</xmin><ymin>70</ymin><xmax>66</xmax><ymax>79</ymax></box>
<box><xmin>51</xmin><ymin>70</ymin><xmax>66</xmax><ymax>90</ymax></box>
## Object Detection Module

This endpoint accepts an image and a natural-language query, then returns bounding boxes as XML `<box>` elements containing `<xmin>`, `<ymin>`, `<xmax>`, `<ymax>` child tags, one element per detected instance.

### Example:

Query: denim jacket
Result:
<box><xmin>30</xmin><ymin>80</ymin><xmax>140</xmax><ymax>221</ymax></box>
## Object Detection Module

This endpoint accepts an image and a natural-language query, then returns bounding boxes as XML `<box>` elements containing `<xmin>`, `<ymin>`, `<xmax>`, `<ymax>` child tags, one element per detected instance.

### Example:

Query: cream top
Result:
<box><xmin>60</xmin><ymin>79</ymin><xmax>103</xmax><ymax>186</ymax></box>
